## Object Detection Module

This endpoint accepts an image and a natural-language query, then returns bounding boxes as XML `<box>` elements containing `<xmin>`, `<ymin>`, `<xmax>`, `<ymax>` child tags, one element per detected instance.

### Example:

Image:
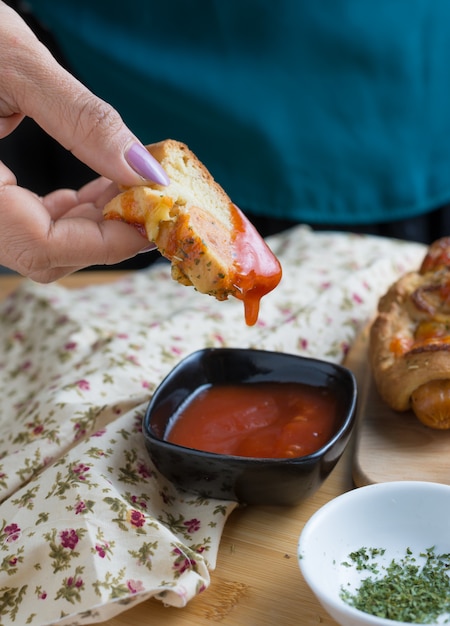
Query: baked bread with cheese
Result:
<box><xmin>103</xmin><ymin>139</ymin><xmax>281</xmax><ymax>325</ymax></box>
<box><xmin>370</xmin><ymin>237</ymin><xmax>450</xmax><ymax>429</ymax></box>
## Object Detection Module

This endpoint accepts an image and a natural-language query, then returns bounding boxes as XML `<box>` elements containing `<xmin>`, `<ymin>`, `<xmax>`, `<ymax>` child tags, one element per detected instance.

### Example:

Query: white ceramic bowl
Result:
<box><xmin>298</xmin><ymin>481</ymin><xmax>450</xmax><ymax>626</ymax></box>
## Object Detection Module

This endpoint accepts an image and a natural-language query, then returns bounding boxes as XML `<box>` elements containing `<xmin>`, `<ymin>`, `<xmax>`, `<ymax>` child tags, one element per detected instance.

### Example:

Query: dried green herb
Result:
<box><xmin>340</xmin><ymin>546</ymin><xmax>450</xmax><ymax>623</ymax></box>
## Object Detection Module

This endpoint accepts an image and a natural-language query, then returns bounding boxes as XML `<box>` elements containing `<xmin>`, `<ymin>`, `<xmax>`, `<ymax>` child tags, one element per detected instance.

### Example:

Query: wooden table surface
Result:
<box><xmin>0</xmin><ymin>271</ymin><xmax>363</xmax><ymax>626</ymax></box>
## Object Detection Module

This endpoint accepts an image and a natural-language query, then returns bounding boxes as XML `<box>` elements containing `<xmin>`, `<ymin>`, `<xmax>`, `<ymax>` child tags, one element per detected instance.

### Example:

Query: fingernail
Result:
<box><xmin>138</xmin><ymin>243</ymin><xmax>157</xmax><ymax>254</ymax></box>
<box><xmin>126</xmin><ymin>142</ymin><xmax>170</xmax><ymax>186</ymax></box>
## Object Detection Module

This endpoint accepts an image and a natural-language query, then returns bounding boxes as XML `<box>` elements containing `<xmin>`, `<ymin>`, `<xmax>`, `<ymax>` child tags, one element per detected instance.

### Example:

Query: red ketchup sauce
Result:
<box><xmin>230</xmin><ymin>205</ymin><xmax>282</xmax><ymax>326</ymax></box>
<box><xmin>165</xmin><ymin>382</ymin><xmax>341</xmax><ymax>459</ymax></box>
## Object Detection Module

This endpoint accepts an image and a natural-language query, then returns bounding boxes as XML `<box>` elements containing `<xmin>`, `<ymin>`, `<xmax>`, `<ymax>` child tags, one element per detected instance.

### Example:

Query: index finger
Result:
<box><xmin>0</xmin><ymin>4</ymin><xmax>168</xmax><ymax>187</ymax></box>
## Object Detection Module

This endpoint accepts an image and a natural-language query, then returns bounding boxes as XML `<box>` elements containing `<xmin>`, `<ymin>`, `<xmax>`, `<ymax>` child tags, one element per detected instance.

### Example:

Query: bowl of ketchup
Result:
<box><xmin>142</xmin><ymin>348</ymin><xmax>357</xmax><ymax>505</ymax></box>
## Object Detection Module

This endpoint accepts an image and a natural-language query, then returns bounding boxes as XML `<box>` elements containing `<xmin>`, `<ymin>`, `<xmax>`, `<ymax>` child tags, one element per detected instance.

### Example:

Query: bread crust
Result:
<box><xmin>370</xmin><ymin>237</ymin><xmax>450</xmax><ymax>428</ymax></box>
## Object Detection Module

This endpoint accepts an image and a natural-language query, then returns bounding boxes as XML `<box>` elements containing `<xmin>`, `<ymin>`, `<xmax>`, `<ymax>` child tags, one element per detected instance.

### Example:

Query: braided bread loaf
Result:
<box><xmin>370</xmin><ymin>237</ymin><xmax>450</xmax><ymax>429</ymax></box>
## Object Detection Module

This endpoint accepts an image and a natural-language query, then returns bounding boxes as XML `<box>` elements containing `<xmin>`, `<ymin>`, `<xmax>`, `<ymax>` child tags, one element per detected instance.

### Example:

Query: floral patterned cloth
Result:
<box><xmin>0</xmin><ymin>226</ymin><xmax>425</xmax><ymax>625</ymax></box>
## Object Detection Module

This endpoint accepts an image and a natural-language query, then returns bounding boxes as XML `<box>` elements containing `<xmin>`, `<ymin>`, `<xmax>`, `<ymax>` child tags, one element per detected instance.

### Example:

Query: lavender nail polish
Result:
<box><xmin>126</xmin><ymin>142</ymin><xmax>170</xmax><ymax>186</ymax></box>
<box><xmin>138</xmin><ymin>243</ymin><xmax>157</xmax><ymax>254</ymax></box>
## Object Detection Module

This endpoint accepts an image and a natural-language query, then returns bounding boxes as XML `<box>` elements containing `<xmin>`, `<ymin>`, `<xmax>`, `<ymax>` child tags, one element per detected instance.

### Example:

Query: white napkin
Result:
<box><xmin>0</xmin><ymin>226</ymin><xmax>424</xmax><ymax>625</ymax></box>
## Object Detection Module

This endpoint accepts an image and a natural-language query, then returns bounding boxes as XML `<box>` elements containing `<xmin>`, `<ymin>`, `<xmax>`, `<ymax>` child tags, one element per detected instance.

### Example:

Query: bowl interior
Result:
<box><xmin>299</xmin><ymin>481</ymin><xmax>450</xmax><ymax>624</ymax></box>
<box><xmin>144</xmin><ymin>347</ymin><xmax>357</xmax><ymax>458</ymax></box>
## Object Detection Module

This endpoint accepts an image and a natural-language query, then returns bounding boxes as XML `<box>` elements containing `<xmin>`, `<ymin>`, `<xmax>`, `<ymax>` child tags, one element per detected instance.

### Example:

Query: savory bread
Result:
<box><xmin>103</xmin><ymin>139</ymin><xmax>282</xmax><ymax>325</ymax></box>
<box><xmin>370</xmin><ymin>237</ymin><xmax>450</xmax><ymax>429</ymax></box>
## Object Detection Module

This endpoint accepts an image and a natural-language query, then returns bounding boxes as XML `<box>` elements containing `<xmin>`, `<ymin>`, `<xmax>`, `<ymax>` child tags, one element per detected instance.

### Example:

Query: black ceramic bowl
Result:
<box><xmin>142</xmin><ymin>348</ymin><xmax>357</xmax><ymax>506</ymax></box>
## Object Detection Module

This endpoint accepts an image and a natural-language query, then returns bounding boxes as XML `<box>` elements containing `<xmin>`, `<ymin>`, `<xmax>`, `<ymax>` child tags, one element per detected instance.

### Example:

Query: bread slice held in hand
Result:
<box><xmin>103</xmin><ymin>139</ymin><xmax>282</xmax><ymax>325</ymax></box>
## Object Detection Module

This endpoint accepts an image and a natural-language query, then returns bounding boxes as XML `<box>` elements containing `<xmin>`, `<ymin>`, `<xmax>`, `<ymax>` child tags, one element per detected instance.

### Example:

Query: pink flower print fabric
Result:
<box><xmin>0</xmin><ymin>226</ymin><xmax>425</xmax><ymax>625</ymax></box>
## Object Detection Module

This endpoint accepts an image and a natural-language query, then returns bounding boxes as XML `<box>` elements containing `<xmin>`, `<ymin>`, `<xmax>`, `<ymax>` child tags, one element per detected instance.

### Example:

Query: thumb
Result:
<box><xmin>0</xmin><ymin>3</ymin><xmax>169</xmax><ymax>187</ymax></box>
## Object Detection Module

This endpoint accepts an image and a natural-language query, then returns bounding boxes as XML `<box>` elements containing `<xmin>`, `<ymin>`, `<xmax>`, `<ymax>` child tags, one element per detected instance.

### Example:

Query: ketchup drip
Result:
<box><xmin>229</xmin><ymin>204</ymin><xmax>282</xmax><ymax>326</ymax></box>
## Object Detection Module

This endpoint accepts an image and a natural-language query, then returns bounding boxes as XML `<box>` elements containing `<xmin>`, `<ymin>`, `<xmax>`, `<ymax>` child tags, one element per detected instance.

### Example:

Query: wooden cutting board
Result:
<box><xmin>348</xmin><ymin>325</ymin><xmax>450</xmax><ymax>487</ymax></box>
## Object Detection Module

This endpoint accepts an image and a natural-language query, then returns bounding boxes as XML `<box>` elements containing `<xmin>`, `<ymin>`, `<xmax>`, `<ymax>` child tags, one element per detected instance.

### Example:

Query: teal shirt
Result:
<box><xmin>27</xmin><ymin>1</ymin><xmax>450</xmax><ymax>224</ymax></box>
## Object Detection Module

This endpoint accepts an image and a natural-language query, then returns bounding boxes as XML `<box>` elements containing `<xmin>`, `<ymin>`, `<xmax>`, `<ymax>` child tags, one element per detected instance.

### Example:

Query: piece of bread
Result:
<box><xmin>370</xmin><ymin>237</ymin><xmax>450</xmax><ymax>429</ymax></box>
<box><xmin>103</xmin><ymin>139</ymin><xmax>282</xmax><ymax>325</ymax></box>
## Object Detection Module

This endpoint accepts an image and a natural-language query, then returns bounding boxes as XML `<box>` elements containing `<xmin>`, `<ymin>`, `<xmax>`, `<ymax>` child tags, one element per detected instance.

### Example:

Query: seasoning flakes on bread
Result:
<box><xmin>370</xmin><ymin>237</ymin><xmax>450</xmax><ymax>429</ymax></box>
<box><xmin>103</xmin><ymin>139</ymin><xmax>281</xmax><ymax>325</ymax></box>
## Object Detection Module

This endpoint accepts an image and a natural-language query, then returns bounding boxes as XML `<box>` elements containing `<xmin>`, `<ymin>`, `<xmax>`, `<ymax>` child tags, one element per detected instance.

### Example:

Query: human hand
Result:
<box><xmin>0</xmin><ymin>2</ymin><xmax>169</xmax><ymax>281</ymax></box>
